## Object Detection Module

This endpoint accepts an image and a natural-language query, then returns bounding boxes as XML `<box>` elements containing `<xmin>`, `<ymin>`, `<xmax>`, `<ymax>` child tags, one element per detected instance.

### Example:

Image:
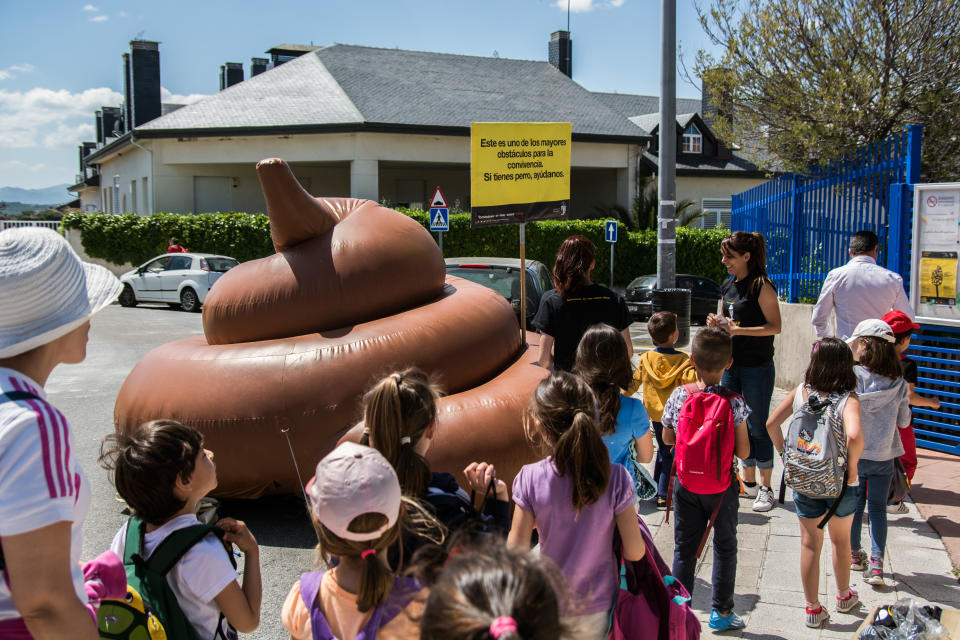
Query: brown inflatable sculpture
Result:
<box><xmin>114</xmin><ymin>159</ymin><xmax>547</xmax><ymax>498</ymax></box>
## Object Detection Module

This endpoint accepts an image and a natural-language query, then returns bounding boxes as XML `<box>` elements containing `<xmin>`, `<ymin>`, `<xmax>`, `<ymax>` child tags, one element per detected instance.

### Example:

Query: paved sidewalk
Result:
<box><xmin>912</xmin><ymin>448</ymin><xmax>960</xmax><ymax>571</ymax></box>
<box><xmin>637</xmin><ymin>387</ymin><xmax>960</xmax><ymax>639</ymax></box>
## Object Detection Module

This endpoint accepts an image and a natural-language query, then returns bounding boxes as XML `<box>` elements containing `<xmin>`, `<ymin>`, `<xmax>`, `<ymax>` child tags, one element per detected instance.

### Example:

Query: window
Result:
<box><xmin>130</xmin><ymin>180</ymin><xmax>137</xmax><ymax>214</ymax></box>
<box><xmin>698</xmin><ymin>198</ymin><xmax>732</xmax><ymax>230</ymax></box>
<box><xmin>682</xmin><ymin>124</ymin><xmax>702</xmax><ymax>153</ymax></box>
<box><xmin>166</xmin><ymin>256</ymin><xmax>192</xmax><ymax>270</ymax></box>
<box><xmin>141</xmin><ymin>177</ymin><xmax>148</xmax><ymax>214</ymax></box>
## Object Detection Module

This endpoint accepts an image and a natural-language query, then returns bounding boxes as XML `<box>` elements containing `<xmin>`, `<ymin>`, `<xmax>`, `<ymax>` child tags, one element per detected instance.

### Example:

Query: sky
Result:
<box><xmin>0</xmin><ymin>0</ymin><xmax>720</xmax><ymax>191</ymax></box>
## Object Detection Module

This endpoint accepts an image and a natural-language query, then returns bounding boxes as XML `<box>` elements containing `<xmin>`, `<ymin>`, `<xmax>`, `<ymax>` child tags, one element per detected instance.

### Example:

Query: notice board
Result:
<box><xmin>470</xmin><ymin>122</ymin><xmax>571</xmax><ymax>228</ymax></box>
<box><xmin>910</xmin><ymin>183</ymin><xmax>960</xmax><ymax>325</ymax></box>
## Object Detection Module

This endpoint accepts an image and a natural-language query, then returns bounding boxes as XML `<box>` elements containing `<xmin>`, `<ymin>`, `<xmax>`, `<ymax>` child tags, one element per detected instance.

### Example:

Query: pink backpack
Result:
<box><xmin>609</xmin><ymin>514</ymin><xmax>701</xmax><ymax>640</ymax></box>
<box><xmin>674</xmin><ymin>383</ymin><xmax>737</xmax><ymax>495</ymax></box>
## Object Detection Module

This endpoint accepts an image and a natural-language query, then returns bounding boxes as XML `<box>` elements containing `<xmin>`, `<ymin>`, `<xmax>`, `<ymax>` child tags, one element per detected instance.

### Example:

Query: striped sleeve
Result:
<box><xmin>0</xmin><ymin>396</ymin><xmax>78</xmax><ymax>537</ymax></box>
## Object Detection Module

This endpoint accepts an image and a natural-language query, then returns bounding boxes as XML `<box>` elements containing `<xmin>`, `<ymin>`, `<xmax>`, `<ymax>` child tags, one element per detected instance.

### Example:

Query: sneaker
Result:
<box><xmin>752</xmin><ymin>486</ymin><xmax>776</xmax><ymax>512</ymax></box>
<box><xmin>709</xmin><ymin>610</ymin><xmax>746</xmax><ymax>631</ymax></box>
<box><xmin>741</xmin><ymin>481</ymin><xmax>759</xmax><ymax>497</ymax></box>
<box><xmin>851</xmin><ymin>548</ymin><xmax>867</xmax><ymax>571</ymax></box>
<box><xmin>836</xmin><ymin>589</ymin><xmax>859</xmax><ymax>613</ymax></box>
<box><xmin>656</xmin><ymin>495</ymin><xmax>667</xmax><ymax>509</ymax></box>
<box><xmin>887</xmin><ymin>501</ymin><xmax>908</xmax><ymax>514</ymax></box>
<box><xmin>866</xmin><ymin>556</ymin><xmax>884</xmax><ymax>585</ymax></box>
<box><xmin>805</xmin><ymin>604</ymin><xmax>830</xmax><ymax>628</ymax></box>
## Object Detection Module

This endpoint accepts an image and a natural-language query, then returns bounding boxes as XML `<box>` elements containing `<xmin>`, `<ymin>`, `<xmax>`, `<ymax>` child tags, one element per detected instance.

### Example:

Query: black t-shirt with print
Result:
<box><xmin>720</xmin><ymin>276</ymin><xmax>774</xmax><ymax>366</ymax></box>
<box><xmin>532</xmin><ymin>283</ymin><xmax>632</xmax><ymax>371</ymax></box>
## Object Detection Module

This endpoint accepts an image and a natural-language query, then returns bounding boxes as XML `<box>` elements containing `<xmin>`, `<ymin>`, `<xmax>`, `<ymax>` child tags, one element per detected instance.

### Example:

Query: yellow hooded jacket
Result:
<box><xmin>627</xmin><ymin>350</ymin><xmax>698</xmax><ymax>421</ymax></box>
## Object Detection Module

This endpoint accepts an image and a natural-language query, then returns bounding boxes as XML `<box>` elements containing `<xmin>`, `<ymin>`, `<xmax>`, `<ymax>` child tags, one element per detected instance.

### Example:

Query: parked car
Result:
<box><xmin>118</xmin><ymin>252</ymin><xmax>239</xmax><ymax>312</ymax></box>
<box><xmin>624</xmin><ymin>273</ymin><xmax>724</xmax><ymax>324</ymax></box>
<box><xmin>445</xmin><ymin>257</ymin><xmax>553</xmax><ymax>327</ymax></box>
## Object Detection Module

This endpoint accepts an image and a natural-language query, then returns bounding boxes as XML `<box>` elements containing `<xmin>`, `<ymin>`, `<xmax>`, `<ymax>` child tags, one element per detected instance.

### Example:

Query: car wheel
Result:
<box><xmin>118</xmin><ymin>284</ymin><xmax>137</xmax><ymax>307</ymax></box>
<box><xmin>180</xmin><ymin>287</ymin><xmax>200</xmax><ymax>313</ymax></box>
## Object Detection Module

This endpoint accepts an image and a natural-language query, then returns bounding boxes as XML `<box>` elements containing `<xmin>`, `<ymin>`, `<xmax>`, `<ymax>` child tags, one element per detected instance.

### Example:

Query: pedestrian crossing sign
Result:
<box><xmin>430</xmin><ymin>207</ymin><xmax>449</xmax><ymax>231</ymax></box>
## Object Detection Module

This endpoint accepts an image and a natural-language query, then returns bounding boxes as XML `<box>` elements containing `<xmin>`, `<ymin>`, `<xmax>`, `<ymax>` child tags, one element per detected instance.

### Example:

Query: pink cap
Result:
<box><xmin>306</xmin><ymin>442</ymin><xmax>401</xmax><ymax>542</ymax></box>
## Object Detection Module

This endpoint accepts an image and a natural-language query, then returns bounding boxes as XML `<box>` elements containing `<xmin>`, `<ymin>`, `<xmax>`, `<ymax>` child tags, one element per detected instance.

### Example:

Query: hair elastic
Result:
<box><xmin>489</xmin><ymin>616</ymin><xmax>518</xmax><ymax>638</ymax></box>
<box><xmin>361</xmin><ymin>549</ymin><xmax>377</xmax><ymax>559</ymax></box>
<box><xmin>391</xmin><ymin>373</ymin><xmax>402</xmax><ymax>385</ymax></box>
<box><xmin>400</xmin><ymin>436</ymin><xmax>412</xmax><ymax>445</ymax></box>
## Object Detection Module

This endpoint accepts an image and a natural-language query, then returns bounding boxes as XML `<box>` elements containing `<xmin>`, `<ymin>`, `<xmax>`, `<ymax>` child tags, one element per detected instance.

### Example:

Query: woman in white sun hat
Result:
<box><xmin>0</xmin><ymin>227</ymin><xmax>121</xmax><ymax>639</ymax></box>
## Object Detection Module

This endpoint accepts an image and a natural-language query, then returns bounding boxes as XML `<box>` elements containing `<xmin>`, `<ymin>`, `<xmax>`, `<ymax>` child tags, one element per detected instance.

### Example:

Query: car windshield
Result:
<box><xmin>627</xmin><ymin>275</ymin><xmax>658</xmax><ymax>289</ymax></box>
<box><xmin>447</xmin><ymin>266</ymin><xmax>521</xmax><ymax>299</ymax></box>
<box><xmin>204</xmin><ymin>257</ymin><xmax>238</xmax><ymax>272</ymax></box>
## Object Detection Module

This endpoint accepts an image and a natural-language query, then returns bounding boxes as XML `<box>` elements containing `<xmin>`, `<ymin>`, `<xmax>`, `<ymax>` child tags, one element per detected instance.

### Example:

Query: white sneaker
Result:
<box><xmin>741</xmin><ymin>481</ymin><xmax>759</xmax><ymax>498</ymax></box>
<box><xmin>887</xmin><ymin>501</ymin><xmax>908</xmax><ymax>514</ymax></box>
<box><xmin>753</xmin><ymin>486</ymin><xmax>776</xmax><ymax>512</ymax></box>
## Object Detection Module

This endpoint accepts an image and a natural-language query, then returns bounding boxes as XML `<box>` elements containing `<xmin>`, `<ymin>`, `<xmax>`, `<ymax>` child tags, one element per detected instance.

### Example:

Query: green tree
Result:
<box><xmin>692</xmin><ymin>0</ymin><xmax>960</xmax><ymax>181</ymax></box>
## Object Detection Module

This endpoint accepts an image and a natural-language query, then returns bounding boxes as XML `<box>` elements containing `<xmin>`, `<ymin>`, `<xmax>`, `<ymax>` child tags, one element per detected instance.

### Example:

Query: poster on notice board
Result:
<box><xmin>911</xmin><ymin>183</ymin><xmax>960</xmax><ymax>325</ymax></box>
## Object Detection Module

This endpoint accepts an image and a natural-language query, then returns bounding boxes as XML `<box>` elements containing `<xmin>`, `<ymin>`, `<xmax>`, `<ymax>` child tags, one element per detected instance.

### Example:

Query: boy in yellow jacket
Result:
<box><xmin>627</xmin><ymin>311</ymin><xmax>698</xmax><ymax>507</ymax></box>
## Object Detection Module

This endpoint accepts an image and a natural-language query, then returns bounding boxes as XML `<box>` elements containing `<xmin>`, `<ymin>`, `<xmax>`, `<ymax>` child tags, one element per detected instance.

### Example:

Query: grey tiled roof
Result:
<box><xmin>592</xmin><ymin>92</ymin><xmax>702</xmax><ymax>119</ymax></box>
<box><xmin>628</xmin><ymin>112</ymin><xmax>699</xmax><ymax>135</ymax></box>
<box><xmin>138</xmin><ymin>45</ymin><xmax>648</xmax><ymax>139</ymax></box>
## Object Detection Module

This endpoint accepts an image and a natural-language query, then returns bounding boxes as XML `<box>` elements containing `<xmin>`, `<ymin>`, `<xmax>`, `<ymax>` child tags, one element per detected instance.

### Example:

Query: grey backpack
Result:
<box><xmin>782</xmin><ymin>388</ymin><xmax>849</xmax><ymax>504</ymax></box>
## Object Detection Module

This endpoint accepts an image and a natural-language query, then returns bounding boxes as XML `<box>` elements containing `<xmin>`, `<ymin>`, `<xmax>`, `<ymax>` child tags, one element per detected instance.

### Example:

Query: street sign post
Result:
<box><xmin>605</xmin><ymin>220</ymin><xmax>618</xmax><ymax>287</ymax></box>
<box><xmin>429</xmin><ymin>186</ymin><xmax>449</xmax><ymax>252</ymax></box>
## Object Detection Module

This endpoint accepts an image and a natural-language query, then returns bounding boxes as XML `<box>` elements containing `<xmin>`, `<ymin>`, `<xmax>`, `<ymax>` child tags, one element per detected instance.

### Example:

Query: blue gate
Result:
<box><xmin>731</xmin><ymin>124</ymin><xmax>960</xmax><ymax>455</ymax></box>
<box><xmin>731</xmin><ymin>125</ymin><xmax>922</xmax><ymax>302</ymax></box>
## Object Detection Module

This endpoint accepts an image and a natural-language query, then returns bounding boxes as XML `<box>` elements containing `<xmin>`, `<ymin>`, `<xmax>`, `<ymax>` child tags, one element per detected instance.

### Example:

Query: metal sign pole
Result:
<box><xmin>520</xmin><ymin>222</ymin><xmax>527</xmax><ymax>346</ymax></box>
<box><xmin>438</xmin><ymin>231</ymin><xmax>443</xmax><ymax>254</ymax></box>
<box><xmin>610</xmin><ymin>243</ymin><xmax>615</xmax><ymax>288</ymax></box>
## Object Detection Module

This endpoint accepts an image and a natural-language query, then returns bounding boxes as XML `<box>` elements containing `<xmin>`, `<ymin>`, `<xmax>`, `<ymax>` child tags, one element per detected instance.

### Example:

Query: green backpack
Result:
<box><xmin>97</xmin><ymin>517</ymin><xmax>234</xmax><ymax>640</ymax></box>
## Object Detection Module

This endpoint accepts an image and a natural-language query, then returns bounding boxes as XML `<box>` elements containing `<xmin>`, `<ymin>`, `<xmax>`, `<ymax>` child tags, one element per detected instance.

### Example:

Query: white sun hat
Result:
<box><xmin>0</xmin><ymin>227</ymin><xmax>123</xmax><ymax>358</ymax></box>
<box><xmin>846</xmin><ymin>318</ymin><xmax>895</xmax><ymax>345</ymax></box>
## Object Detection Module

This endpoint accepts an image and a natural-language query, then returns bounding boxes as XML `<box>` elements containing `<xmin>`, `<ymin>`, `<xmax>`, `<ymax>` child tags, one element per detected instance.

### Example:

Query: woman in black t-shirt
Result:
<box><xmin>532</xmin><ymin>235</ymin><xmax>632</xmax><ymax>371</ymax></box>
<box><xmin>706</xmin><ymin>231</ymin><xmax>782</xmax><ymax>512</ymax></box>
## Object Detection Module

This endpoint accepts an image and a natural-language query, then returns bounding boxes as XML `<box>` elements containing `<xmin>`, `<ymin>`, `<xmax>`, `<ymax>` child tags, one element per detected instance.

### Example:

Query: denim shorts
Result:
<box><xmin>793</xmin><ymin>486</ymin><xmax>858</xmax><ymax>519</ymax></box>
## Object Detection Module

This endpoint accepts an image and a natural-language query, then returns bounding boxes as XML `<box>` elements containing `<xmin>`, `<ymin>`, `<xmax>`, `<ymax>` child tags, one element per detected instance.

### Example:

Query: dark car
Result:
<box><xmin>445</xmin><ymin>257</ymin><xmax>554</xmax><ymax>327</ymax></box>
<box><xmin>625</xmin><ymin>274</ymin><xmax>724</xmax><ymax>324</ymax></box>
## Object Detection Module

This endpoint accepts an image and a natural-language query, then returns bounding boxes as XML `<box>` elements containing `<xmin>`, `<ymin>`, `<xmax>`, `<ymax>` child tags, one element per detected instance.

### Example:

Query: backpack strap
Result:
<box><xmin>358</xmin><ymin>576</ymin><xmax>421</xmax><ymax>638</ymax></box>
<box><xmin>682</xmin><ymin>383</ymin><xmax>700</xmax><ymax>396</ymax></box>
<box><xmin>127</xmin><ymin>517</ymin><xmax>223</xmax><ymax>575</ymax></box>
<box><xmin>299</xmin><ymin>570</ymin><xmax>338</xmax><ymax>640</ymax></box>
<box><xmin>817</xmin><ymin>476</ymin><xmax>848</xmax><ymax>530</ymax></box>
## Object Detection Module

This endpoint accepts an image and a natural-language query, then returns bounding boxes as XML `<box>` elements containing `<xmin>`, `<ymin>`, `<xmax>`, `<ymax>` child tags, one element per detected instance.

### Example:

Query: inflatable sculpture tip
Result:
<box><xmin>256</xmin><ymin>157</ymin><xmax>339</xmax><ymax>252</ymax></box>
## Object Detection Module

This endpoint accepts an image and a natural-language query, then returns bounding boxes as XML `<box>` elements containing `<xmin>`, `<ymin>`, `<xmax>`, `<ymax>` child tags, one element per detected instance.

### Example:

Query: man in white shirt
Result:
<box><xmin>812</xmin><ymin>230</ymin><xmax>914</xmax><ymax>339</ymax></box>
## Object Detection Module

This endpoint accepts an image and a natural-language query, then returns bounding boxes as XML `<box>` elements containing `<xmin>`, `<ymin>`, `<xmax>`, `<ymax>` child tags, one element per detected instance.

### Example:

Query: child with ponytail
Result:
<box><xmin>361</xmin><ymin>368</ymin><xmax>511</xmax><ymax>558</ymax></box>
<box><xmin>281</xmin><ymin>442</ymin><xmax>424</xmax><ymax>639</ymax></box>
<box><xmin>507</xmin><ymin>372</ymin><xmax>646</xmax><ymax>639</ymax></box>
<box><xmin>420</xmin><ymin>542</ymin><xmax>569</xmax><ymax>640</ymax></box>
<box><xmin>573</xmin><ymin>323</ymin><xmax>655</xmax><ymax>497</ymax></box>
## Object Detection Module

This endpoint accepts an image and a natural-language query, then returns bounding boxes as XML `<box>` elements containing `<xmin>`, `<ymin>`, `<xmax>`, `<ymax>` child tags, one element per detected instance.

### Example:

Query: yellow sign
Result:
<box><xmin>470</xmin><ymin>122</ymin><xmax>571</xmax><ymax>228</ymax></box>
<box><xmin>919</xmin><ymin>251</ymin><xmax>958</xmax><ymax>306</ymax></box>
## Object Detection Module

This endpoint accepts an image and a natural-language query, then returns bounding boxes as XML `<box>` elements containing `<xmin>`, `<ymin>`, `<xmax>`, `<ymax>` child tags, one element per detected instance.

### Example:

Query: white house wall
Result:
<box><xmin>96</xmin><ymin>132</ymin><xmax>639</xmax><ymax>214</ymax></box>
<box><xmin>96</xmin><ymin>144</ymin><xmax>152</xmax><ymax>214</ymax></box>
<box><xmin>677</xmin><ymin>175</ymin><xmax>767</xmax><ymax>211</ymax></box>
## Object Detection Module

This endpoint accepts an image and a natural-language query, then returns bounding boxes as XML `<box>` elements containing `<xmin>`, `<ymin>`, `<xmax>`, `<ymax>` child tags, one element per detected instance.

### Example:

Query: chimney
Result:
<box><xmin>95</xmin><ymin>110</ymin><xmax>104</xmax><ymax>144</ymax></box>
<box><xmin>549</xmin><ymin>30</ymin><xmax>572</xmax><ymax>78</ymax></box>
<box><xmin>219</xmin><ymin>62</ymin><xmax>243</xmax><ymax>90</ymax></box>
<box><xmin>251</xmin><ymin>57</ymin><xmax>268</xmax><ymax>77</ymax></box>
<box><xmin>123</xmin><ymin>40</ymin><xmax>161</xmax><ymax>130</ymax></box>
<box><xmin>101</xmin><ymin>106</ymin><xmax>123</xmax><ymax>139</ymax></box>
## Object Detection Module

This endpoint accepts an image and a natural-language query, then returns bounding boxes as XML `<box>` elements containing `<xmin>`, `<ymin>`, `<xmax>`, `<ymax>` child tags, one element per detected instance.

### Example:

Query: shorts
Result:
<box><xmin>793</xmin><ymin>486</ymin><xmax>858</xmax><ymax>520</ymax></box>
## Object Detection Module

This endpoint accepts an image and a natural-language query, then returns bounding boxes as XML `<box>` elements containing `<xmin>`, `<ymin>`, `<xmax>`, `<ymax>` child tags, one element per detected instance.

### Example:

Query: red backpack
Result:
<box><xmin>674</xmin><ymin>383</ymin><xmax>737</xmax><ymax>495</ymax></box>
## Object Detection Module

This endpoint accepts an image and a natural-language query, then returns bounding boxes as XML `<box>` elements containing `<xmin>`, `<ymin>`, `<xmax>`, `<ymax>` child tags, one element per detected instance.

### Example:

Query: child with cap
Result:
<box><xmin>882</xmin><ymin>310</ymin><xmax>939</xmax><ymax>513</ymax></box>
<box><xmin>281</xmin><ymin>441</ymin><xmax>425</xmax><ymax>640</ymax></box>
<box><xmin>846</xmin><ymin>318</ymin><xmax>911</xmax><ymax>586</ymax></box>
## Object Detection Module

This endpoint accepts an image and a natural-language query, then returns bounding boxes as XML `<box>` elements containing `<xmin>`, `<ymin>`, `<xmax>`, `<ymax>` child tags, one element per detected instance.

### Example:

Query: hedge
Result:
<box><xmin>63</xmin><ymin>210</ymin><xmax>730</xmax><ymax>286</ymax></box>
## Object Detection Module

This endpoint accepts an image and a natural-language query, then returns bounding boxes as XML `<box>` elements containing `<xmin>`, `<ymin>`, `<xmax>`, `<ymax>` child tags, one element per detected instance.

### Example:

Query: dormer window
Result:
<box><xmin>682</xmin><ymin>124</ymin><xmax>702</xmax><ymax>153</ymax></box>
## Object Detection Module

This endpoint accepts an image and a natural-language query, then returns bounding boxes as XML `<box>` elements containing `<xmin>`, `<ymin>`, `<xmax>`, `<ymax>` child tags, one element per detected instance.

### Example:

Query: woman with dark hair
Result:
<box><xmin>706</xmin><ymin>230</ymin><xmax>782</xmax><ymax>512</ymax></box>
<box><xmin>532</xmin><ymin>235</ymin><xmax>632</xmax><ymax>371</ymax></box>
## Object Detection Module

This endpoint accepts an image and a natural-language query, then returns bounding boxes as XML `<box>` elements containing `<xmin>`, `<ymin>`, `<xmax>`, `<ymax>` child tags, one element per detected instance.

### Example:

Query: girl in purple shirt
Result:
<box><xmin>507</xmin><ymin>372</ymin><xmax>646</xmax><ymax>639</ymax></box>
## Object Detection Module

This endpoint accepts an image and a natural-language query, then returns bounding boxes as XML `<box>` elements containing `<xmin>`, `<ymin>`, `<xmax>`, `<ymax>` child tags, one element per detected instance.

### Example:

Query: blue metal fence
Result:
<box><xmin>731</xmin><ymin>125</ymin><xmax>923</xmax><ymax>302</ymax></box>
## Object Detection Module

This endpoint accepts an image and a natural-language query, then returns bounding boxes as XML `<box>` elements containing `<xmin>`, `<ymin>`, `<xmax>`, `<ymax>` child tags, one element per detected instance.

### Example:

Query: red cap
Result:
<box><xmin>882</xmin><ymin>310</ymin><xmax>920</xmax><ymax>335</ymax></box>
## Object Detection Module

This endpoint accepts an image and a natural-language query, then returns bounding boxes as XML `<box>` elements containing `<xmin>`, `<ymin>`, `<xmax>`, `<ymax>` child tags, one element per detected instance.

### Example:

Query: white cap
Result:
<box><xmin>846</xmin><ymin>318</ymin><xmax>895</xmax><ymax>345</ymax></box>
<box><xmin>306</xmin><ymin>442</ymin><xmax>401</xmax><ymax>542</ymax></box>
<box><xmin>0</xmin><ymin>227</ymin><xmax>122</xmax><ymax>357</ymax></box>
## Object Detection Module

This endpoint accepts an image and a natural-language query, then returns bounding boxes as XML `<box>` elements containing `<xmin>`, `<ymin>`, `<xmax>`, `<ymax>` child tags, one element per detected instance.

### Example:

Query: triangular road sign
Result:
<box><xmin>431</xmin><ymin>186</ymin><xmax>448</xmax><ymax>208</ymax></box>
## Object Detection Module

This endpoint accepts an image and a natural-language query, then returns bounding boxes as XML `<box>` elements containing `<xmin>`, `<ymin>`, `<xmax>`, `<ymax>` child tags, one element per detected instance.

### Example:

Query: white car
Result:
<box><xmin>118</xmin><ymin>252</ymin><xmax>238</xmax><ymax>312</ymax></box>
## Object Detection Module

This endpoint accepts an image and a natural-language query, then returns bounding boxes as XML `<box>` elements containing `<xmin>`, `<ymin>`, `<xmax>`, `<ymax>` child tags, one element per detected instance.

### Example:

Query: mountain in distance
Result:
<box><xmin>0</xmin><ymin>184</ymin><xmax>72</xmax><ymax>206</ymax></box>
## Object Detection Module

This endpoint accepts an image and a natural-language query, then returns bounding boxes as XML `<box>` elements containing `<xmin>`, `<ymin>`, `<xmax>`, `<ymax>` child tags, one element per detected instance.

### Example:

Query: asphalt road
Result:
<box><xmin>51</xmin><ymin>304</ymin><xmax>695</xmax><ymax>639</ymax></box>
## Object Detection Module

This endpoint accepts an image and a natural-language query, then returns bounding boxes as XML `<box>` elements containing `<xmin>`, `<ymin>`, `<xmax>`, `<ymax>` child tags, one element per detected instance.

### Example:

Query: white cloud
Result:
<box><xmin>82</xmin><ymin>3</ymin><xmax>99</xmax><ymax>10</ymax></box>
<box><xmin>0</xmin><ymin>71</ymin><xmax>9</xmax><ymax>81</ymax></box>
<box><xmin>0</xmin><ymin>160</ymin><xmax>46</xmax><ymax>172</ymax></box>
<box><xmin>9</xmin><ymin>64</ymin><xmax>35</xmax><ymax>74</ymax></box>
<box><xmin>118</xmin><ymin>10</ymin><xmax>127</xmax><ymax>17</ymax></box>
<box><xmin>0</xmin><ymin>86</ymin><xmax>123</xmax><ymax>149</ymax></box>
<box><xmin>89</xmin><ymin>14</ymin><xmax>108</xmax><ymax>22</ymax></box>
<box><xmin>161</xmin><ymin>87</ymin><xmax>206</xmax><ymax>105</ymax></box>
<box><xmin>554</xmin><ymin>0</ymin><xmax>625</xmax><ymax>11</ymax></box>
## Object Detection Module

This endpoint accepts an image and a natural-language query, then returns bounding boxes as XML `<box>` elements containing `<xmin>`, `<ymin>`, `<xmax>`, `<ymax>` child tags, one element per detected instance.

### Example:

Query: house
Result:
<box><xmin>70</xmin><ymin>35</ymin><xmax>767</xmax><ymax>222</ymax></box>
